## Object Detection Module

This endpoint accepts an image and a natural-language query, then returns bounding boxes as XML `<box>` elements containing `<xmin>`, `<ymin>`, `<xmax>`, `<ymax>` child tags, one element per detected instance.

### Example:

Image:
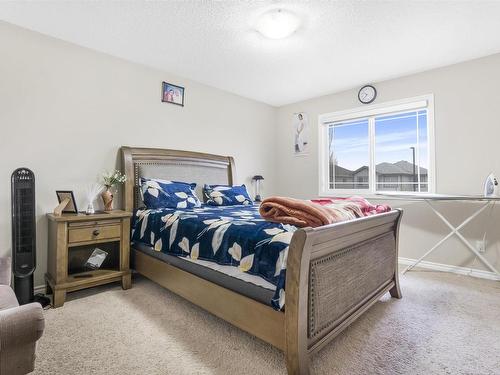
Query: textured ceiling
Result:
<box><xmin>1</xmin><ymin>1</ymin><xmax>500</xmax><ymax>106</ymax></box>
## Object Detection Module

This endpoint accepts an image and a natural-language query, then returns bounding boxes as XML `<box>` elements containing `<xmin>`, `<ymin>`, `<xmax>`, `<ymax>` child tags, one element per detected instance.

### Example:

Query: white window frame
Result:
<box><xmin>318</xmin><ymin>94</ymin><xmax>436</xmax><ymax>197</ymax></box>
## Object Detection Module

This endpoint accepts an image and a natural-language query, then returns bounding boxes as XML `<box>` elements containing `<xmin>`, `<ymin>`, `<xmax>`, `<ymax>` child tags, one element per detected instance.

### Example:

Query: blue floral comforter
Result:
<box><xmin>131</xmin><ymin>205</ymin><xmax>296</xmax><ymax>310</ymax></box>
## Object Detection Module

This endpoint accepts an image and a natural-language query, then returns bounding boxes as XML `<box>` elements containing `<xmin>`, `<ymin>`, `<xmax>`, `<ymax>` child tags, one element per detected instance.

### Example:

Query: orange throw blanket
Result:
<box><xmin>259</xmin><ymin>196</ymin><xmax>363</xmax><ymax>228</ymax></box>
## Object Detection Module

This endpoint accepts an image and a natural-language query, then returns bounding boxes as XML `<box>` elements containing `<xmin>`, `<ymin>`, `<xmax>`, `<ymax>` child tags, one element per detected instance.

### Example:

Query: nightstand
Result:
<box><xmin>45</xmin><ymin>210</ymin><xmax>132</xmax><ymax>307</ymax></box>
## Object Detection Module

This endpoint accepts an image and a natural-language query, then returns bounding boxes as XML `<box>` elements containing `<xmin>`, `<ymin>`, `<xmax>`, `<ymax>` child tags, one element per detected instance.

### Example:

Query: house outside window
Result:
<box><xmin>319</xmin><ymin>95</ymin><xmax>435</xmax><ymax>196</ymax></box>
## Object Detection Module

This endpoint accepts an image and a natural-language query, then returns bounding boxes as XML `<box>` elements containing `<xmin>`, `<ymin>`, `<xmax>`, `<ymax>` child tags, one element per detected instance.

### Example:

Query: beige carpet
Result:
<box><xmin>34</xmin><ymin>271</ymin><xmax>500</xmax><ymax>375</ymax></box>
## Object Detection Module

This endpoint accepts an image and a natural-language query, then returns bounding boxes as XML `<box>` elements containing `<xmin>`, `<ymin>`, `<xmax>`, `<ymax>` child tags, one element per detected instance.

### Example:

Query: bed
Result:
<box><xmin>121</xmin><ymin>146</ymin><xmax>403</xmax><ymax>375</ymax></box>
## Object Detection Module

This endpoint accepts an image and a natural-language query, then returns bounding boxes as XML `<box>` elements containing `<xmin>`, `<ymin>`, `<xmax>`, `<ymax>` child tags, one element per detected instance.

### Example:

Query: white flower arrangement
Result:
<box><xmin>85</xmin><ymin>183</ymin><xmax>103</xmax><ymax>214</ymax></box>
<box><xmin>102</xmin><ymin>170</ymin><xmax>126</xmax><ymax>188</ymax></box>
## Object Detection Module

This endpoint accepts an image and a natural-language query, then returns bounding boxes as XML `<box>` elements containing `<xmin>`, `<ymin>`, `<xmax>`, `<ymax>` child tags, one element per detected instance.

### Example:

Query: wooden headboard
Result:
<box><xmin>120</xmin><ymin>147</ymin><xmax>235</xmax><ymax>212</ymax></box>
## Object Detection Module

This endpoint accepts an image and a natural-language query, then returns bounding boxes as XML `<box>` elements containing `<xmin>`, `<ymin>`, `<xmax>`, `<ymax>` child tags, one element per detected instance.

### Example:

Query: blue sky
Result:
<box><xmin>330</xmin><ymin>111</ymin><xmax>428</xmax><ymax>171</ymax></box>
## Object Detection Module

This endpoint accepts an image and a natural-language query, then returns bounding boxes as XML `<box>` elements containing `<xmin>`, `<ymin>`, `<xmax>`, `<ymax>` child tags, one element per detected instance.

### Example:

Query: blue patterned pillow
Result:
<box><xmin>140</xmin><ymin>178</ymin><xmax>201</xmax><ymax>209</ymax></box>
<box><xmin>204</xmin><ymin>184</ymin><xmax>253</xmax><ymax>206</ymax></box>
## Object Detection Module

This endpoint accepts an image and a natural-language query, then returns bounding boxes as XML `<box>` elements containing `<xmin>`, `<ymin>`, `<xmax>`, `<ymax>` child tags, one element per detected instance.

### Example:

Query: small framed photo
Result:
<box><xmin>56</xmin><ymin>191</ymin><xmax>78</xmax><ymax>213</ymax></box>
<box><xmin>293</xmin><ymin>112</ymin><xmax>309</xmax><ymax>156</ymax></box>
<box><xmin>162</xmin><ymin>81</ymin><xmax>185</xmax><ymax>106</ymax></box>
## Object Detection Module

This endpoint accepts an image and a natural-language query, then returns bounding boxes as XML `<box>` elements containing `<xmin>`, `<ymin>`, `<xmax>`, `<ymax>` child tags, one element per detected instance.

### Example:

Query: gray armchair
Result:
<box><xmin>0</xmin><ymin>257</ymin><xmax>44</xmax><ymax>374</ymax></box>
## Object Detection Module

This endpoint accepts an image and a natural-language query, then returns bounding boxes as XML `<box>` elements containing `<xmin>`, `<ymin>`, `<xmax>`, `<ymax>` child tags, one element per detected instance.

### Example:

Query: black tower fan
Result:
<box><xmin>11</xmin><ymin>168</ymin><xmax>49</xmax><ymax>306</ymax></box>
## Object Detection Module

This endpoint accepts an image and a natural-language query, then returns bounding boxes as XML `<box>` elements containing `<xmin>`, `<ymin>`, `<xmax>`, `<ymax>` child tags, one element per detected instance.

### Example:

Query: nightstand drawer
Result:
<box><xmin>68</xmin><ymin>224</ymin><xmax>121</xmax><ymax>244</ymax></box>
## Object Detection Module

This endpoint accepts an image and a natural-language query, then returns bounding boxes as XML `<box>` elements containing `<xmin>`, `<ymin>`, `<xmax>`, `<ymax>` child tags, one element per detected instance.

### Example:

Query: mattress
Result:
<box><xmin>133</xmin><ymin>242</ymin><xmax>275</xmax><ymax>305</ymax></box>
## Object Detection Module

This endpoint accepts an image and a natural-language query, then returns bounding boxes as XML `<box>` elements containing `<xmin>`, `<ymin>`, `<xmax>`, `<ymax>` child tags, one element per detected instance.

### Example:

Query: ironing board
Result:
<box><xmin>377</xmin><ymin>193</ymin><xmax>500</xmax><ymax>277</ymax></box>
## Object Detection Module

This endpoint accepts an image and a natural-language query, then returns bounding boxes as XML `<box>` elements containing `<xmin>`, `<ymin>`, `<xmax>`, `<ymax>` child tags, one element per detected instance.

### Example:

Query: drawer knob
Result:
<box><xmin>92</xmin><ymin>229</ymin><xmax>100</xmax><ymax>236</ymax></box>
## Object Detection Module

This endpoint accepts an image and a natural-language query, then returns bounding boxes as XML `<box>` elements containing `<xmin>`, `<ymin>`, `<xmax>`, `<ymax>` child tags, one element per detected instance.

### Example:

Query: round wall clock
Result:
<box><xmin>358</xmin><ymin>85</ymin><xmax>377</xmax><ymax>104</ymax></box>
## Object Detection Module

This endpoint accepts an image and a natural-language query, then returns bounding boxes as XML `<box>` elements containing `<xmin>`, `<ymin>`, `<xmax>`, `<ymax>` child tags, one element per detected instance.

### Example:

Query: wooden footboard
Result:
<box><xmin>285</xmin><ymin>209</ymin><xmax>403</xmax><ymax>375</ymax></box>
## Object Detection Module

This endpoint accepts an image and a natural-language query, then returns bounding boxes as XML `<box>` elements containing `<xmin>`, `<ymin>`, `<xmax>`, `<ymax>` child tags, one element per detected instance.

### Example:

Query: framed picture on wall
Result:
<box><xmin>162</xmin><ymin>81</ymin><xmax>185</xmax><ymax>106</ymax></box>
<box><xmin>293</xmin><ymin>112</ymin><xmax>309</xmax><ymax>156</ymax></box>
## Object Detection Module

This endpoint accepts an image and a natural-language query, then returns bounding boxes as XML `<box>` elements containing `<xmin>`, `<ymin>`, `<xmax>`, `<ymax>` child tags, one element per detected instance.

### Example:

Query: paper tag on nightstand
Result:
<box><xmin>85</xmin><ymin>248</ymin><xmax>108</xmax><ymax>270</ymax></box>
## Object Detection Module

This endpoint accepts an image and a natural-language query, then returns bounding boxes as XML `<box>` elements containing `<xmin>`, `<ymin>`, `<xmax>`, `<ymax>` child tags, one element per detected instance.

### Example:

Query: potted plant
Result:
<box><xmin>101</xmin><ymin>170</ymin><xmax>126</xmax><ymax>211</ymax></box>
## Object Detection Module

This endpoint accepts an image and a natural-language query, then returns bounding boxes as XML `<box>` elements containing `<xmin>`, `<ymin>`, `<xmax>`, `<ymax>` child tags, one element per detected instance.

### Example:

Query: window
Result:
<box><xmin>319</xmin><ymin>95</ymin><xmax>435</xmax><ymax>195</ymax></box>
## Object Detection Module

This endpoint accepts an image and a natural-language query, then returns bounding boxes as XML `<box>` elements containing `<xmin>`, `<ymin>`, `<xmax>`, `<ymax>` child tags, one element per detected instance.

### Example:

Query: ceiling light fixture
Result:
<box><xmin>255</xmin><ymin>9</ymin><xmax>301</xmax><ymax>40</ymax></box>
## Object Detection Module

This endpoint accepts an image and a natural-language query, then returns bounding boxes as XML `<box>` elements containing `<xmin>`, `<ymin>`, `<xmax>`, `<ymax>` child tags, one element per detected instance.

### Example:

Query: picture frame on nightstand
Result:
<box><xmin>55</xmin><ymin>190</ymin><xmax>78</xmax><ymax>213</ymax></box>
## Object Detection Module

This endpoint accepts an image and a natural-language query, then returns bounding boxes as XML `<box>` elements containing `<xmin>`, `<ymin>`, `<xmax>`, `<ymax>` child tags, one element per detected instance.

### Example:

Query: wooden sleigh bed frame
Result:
<box><xmin>121</xmin><ymin>146</ymin><xmax>403</xmax><ymax>375</ymax></box>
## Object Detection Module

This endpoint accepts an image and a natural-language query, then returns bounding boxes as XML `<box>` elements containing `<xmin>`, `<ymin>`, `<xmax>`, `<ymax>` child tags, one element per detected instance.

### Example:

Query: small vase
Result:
<box><xmin>86</xmin><ymin>203</ymin><xmax>95</xmax><ymax>215</ymax></box>
<box><xmin>101</xmin><ymin>187</ymin><xmax>114</xmax><ymax>211</ymax></box>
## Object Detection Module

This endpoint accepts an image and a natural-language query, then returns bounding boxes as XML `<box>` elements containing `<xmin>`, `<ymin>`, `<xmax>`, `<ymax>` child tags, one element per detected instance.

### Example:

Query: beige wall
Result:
<box><xmin>276</xmin><ymin>53</ymin><xmax>500</xmax><ymax>273</ymax></box>
<box><xmin>0</xmin><ymin>22</ymin><xmax>277</xmax><ymax>286</ymax></box>
<box><xmin>2</xmin><ymin>20</ymin><xmax>500</xmax><ymax>288</ymax></box>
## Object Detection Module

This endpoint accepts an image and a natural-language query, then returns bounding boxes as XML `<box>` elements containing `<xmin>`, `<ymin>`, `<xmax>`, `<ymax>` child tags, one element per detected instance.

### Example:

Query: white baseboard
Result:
<box><xmin>399</xmin><ymin>257</ymin><xmax>500</xmax><ymax>281</ymax></box>
<box><xmin>33</xmin><ymin>258</ymin><xmax>498</xmax><ymax>295</ymax></box>
<box><xmin>34</xmin><ymin>284</ymin><xmax>46</xmax><ymax>295</ymax></box>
